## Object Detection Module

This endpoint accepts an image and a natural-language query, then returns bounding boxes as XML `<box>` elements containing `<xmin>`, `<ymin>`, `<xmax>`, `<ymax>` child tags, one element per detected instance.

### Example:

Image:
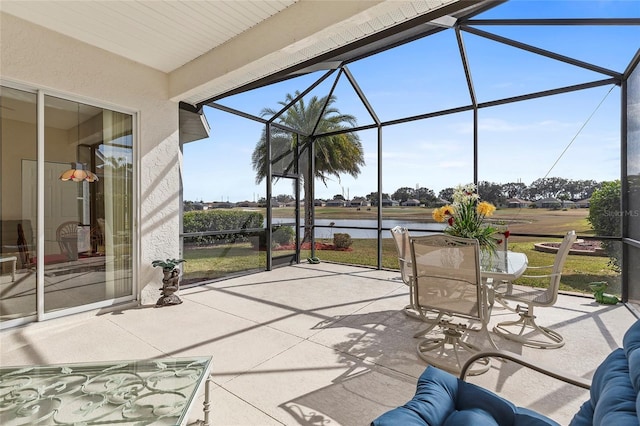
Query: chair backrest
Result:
<box><xmin>545</xmin><ymin>230</ymin><xmax>577</xmax><ymax>304</ymax></box>
<box><xmin>390</xmin><ymin>226</ymin><xmax>412</xmax><ymax>286</ymax></box>
<box><xmin>56</xmin><ymin>221</ymin><xmax>81</xmax><ymax>260</ymax></box>
<box><xmin>410</xmin><ymin>234</ymin><xmax>486</xmax><ymax>321</ymax></box>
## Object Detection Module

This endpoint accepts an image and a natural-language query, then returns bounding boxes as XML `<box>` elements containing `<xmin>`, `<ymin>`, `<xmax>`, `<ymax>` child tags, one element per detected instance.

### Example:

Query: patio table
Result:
<box><xmin>480</xmin><ymin>250</ymin><xmax>528</xmax><ymax>282</ymax></box>
<box><xmin>0</xmin><ymin>356</ymin><xmax>213</xmax><ymax>426</ymax></box>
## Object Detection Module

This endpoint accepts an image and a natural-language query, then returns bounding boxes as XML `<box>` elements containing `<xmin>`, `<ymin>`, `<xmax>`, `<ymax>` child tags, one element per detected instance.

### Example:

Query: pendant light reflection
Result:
<box><xmin>59</xmin><ymin>162</ymin><xmax>99</xmax><ymax>182</ymax></box>
<box><xmin>59</xmin><ymin>102</ymin><xmax>99</xmax><ymax>183</ymax></box>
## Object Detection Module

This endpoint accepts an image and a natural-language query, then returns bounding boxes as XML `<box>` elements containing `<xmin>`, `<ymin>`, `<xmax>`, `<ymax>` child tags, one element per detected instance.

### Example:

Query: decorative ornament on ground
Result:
<box><xmin>152</xmin><ymin>258</ymin><xmax>186</xmax><ymax>307</ymax></box>
<box><xmin>589</xmin><ymin>281</ymin><xmax>619</xmax><ymax>305</ymax></box>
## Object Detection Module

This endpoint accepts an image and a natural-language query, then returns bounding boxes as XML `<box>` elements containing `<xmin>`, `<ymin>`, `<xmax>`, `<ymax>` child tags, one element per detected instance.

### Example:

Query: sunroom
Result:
<box><xmin>0</xmin><ymin>1</ymin><xmax>638</xmax><ymax>333</ymax></box>
<box><xmin>179</xmin><ymin>0</ymin><xmax>640</xmax><ymax>314</ymax></box>
<box><xmin>1</xmin><ymin>1</ymin><xmax>640</xmax><ymax>424</ymax></box>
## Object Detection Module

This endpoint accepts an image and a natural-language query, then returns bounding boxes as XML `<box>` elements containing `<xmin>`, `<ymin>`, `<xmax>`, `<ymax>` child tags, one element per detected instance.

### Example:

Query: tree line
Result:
<box><xmin>185</xmin><ymin>177</ymin><xmax>605</xmax><ymax>209</ymax></box>
<box><xmin>382</xmin><ymin>178</ymin><xmax>604</xmax><ymax>206</ymax></box>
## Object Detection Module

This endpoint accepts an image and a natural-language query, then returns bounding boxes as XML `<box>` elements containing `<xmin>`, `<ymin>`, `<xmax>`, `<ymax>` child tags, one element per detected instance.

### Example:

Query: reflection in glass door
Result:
<box><xmin>0</xmin><ymin>86</ymin><xmax>38</xmax><ymax>322</ymax></box>
<box><xmin>0</xmin><ymin>86</ymin><xmax>135</xmax><ymax>327</ymax></box>
<box><xmin>42</xmin><ymin>96</ymin><xmax>134</xmax><ymax>314</ymax></box>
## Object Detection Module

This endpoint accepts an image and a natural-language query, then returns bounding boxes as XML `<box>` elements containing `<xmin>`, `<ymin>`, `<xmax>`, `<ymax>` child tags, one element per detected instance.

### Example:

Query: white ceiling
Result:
<box><xmin>1</xmin><ymin>0</ymin><xmax>297</xmax><ymax>74</ymax></box>
<box><xmin>0</xmin><ymin>0</ymin><xmax>472</xmax><ymax>105</ymax></box>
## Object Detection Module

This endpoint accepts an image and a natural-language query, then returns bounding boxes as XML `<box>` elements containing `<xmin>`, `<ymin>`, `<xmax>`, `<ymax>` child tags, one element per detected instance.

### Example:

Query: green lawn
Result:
<box><xmin>182</xmin><ymin>207</ymin><xmax>620</xmax><ymax>296</ymax></box>
<box><xmin>183</xmin><ymin>237</ymin><xmax>619</xmax><ymax>296</ymax></box>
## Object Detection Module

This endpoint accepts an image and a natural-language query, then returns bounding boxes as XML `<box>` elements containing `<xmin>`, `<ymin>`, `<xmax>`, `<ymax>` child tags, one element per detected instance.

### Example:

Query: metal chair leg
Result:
<box><xmin>416</xmin><ymin>327</ymin><xmax>491</xmax><ymax>376</ymax></box>
<box><xmin>493</xmin><ymin>306</ymin><xmax>564</xmax><ymax>349</ymax></box>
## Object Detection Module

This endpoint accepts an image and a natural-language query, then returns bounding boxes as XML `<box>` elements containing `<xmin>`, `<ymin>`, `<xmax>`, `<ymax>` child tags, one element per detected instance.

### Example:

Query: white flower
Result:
<box><xmin>452</xmin><ymin>183</ymin><xmax>479</xmax><ymax>204</ymax></box>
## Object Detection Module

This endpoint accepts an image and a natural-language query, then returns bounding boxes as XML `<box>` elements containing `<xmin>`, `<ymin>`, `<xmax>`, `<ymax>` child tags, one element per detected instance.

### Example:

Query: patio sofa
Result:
<box><xmin>371</xmin><ymin>319</ymin><xmax>640</xmax><ymax>425</ymax></box>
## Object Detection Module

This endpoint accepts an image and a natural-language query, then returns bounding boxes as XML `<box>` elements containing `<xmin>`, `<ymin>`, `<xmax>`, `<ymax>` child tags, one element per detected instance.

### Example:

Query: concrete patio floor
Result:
<box><xmin>1</xmin><ymin>262</ymin><xmax>637</xmax><ymax>425</ymax></box>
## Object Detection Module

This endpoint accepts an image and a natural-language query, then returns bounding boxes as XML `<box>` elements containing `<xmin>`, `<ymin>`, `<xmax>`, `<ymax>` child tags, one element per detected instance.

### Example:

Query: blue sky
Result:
<box><xmin>183</xmin><ymin>0</ymin><xmax>639</xmax><ymax>203</ymax></box>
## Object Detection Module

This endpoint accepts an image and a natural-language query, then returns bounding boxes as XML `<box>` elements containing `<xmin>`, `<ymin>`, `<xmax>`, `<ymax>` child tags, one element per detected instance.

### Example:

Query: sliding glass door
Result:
<box><xmin>0</xmin><ymin>85</ymin><xmax>135</xmax><ymax>326</ymax></box>
<box><xmin>0</xmin><ymin>86</ymin><xmax>37</xmax><ymax>321</ymax></box>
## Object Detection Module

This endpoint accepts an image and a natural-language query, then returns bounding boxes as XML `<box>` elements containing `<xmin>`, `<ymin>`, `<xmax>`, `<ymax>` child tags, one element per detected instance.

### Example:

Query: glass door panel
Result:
<box><xmin>41</xmin><ymin>95</ymin><xmax>133</xmax><ymax>314</ymax></box>
<box><xmin>0</xmin><ymin>86</ymin><xmax>38</xmax><ymax>323</ymax></box>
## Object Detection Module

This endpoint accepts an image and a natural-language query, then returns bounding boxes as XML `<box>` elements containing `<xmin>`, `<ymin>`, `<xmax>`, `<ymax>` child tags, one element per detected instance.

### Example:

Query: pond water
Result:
<box><xmin>270</xmin><ymin>218</ymin><xmax>446</xmax><ymax>239</ymax></box>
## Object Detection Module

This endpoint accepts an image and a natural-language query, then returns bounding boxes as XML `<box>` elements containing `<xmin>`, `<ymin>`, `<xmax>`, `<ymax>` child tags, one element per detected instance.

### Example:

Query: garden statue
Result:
<box><xmin>589</xmin><ymin>281</ymin><xmax>619</xmax><ymax>305</ymax></box>
<box><xmin>152</xmin><ymin>258</ymin><xmax>186</xmax><ymax>307</ymax></box>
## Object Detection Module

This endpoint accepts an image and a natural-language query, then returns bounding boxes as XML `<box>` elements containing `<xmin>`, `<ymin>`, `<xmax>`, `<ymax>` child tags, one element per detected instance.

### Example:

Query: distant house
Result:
<box><xmin>236</xmin><ymin>201</ymin><xmax>260</xmax><ymax>208</ymax></box>
<box><xmin>534</xmin><ymin>198</ymin><xmax>560</xmax><ymax>209</ymax></box>
<box><xmin>269</xmin><ymin>199</ymin><xmax>284</xmax><ymax>208</ymax></box>
<box><xmin>325</xmin><ymin>199</ymin><xmax>346</xmax><ymax>207</ymax></box>
<box><xmin>187</xmin><ymin>202</ymin><xmax>205</xmax><ymax>210</ymax></box>
<box><xmin>402</xmin><ymin>198</ymin><xmax>421</xmax><ymax>207</ymax></box>
<box><xmin>506</xmin><ymin>198</ymin><xmax>531</xmax><ymax>208</ymax></box>
<box><xmin>314</xmin><ymin>199</ymin><xmax>324</xmax><ymax>206</ymax></box>
<box><xmin>575</xmin><ymin>198</ymin><xmax>590</xmax><ymax>208</ymax></box>
<box><xmin>380</xmin><ymin>198</ymin><xmax>400</xmax><ymax>207</ymax></box>
<box><xmin>534</xmin><ymin>198</ymin><xmax>575</xmax><ymax>209</ymax></box>
<box><xmin>348</xmin><ymin>197</ymin><xmax>369</xmax><ymax>207</ymax></box>
<box><xmin>209</xmin><ymin>201</ymin><xmax>235</xmax><ymax>209</ymax></box>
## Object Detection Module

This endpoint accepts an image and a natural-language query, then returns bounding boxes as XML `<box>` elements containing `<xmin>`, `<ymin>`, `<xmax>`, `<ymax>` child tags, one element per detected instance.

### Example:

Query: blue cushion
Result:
<box><xmin>374</xmin><ymin>320</ymin><xmax>640</xmax><ymax>426</ymax></box>
<box><xmin>569</xmin><ymin>400</ymin><xmax>593</xmax><ymax>426</ymax></box>
<box><xmin>623</xmin><ymin>319</ymin><xmax>640</xmax><ymax>422</ymax></box>
<box><xmin>514</xmin><ymin>407</ymin><xmax>561</xmax><ymax>426</ymax></box>
<box><xmin>442</xmin><ymin>408</ymin><xmax>499</xmax><ymax>425</ymax></box>
<box><xmin>569</xmin><ymin>320</ymin><xmax>640</xmax><ymax>426</ymax></box>
<box><xmin>371</xmin><ymin>367</ymin><xmax>558</xmax><ymax>426</ymax></box>
<box><xmin>371</xmin><ymin>407</ymin><xmax>438</xmax><ymax>426</ymax></box>
<box><xmin>457</xmin><ymin>379</ymin><xmax>517</xmax><ymax>423</ymax></box>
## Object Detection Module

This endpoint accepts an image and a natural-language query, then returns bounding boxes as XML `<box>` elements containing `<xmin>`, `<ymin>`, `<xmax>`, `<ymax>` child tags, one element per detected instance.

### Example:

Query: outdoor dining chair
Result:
<box><xmin>493</xmin><ymin>230</ymin><xmax>577</xmax><ymax>349</ymax></box>
<box><xmin>390</xmin><ymin>226</ymin><xmax>419</xmax><ymax>318</ymax></box>
<box><xmin>390</xmin><ymin>226</ymin><xmax>447</xmax><ymax>327</ymax></box>
<box><xmin>410</xmin><ymin>234</ymin><xmax>497</xmax><ymax>375</ymax></box>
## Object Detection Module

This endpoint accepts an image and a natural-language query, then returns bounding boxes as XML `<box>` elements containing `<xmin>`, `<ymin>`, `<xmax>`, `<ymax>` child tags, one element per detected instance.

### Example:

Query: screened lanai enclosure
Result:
<box><xmin>180</xmin><ymin>1</ymin><xmax>640</xmax><ymax>304</ymax></box>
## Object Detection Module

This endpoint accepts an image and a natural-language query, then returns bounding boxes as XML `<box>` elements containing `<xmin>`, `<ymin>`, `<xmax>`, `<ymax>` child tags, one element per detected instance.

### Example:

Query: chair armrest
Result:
<box><xmin>524</xmin><ymin>265</ymin><xmax>554</xmax><ymax>270</ymax></box>
<box><xmin>519</xmin><ymin>273</ymin><xmax>561</xmax><ymax>279</ymax></box>
<box><xmin>460</xmin><ymin>350</ymin><xmax>591</xmax><ymax>390</ymax></box>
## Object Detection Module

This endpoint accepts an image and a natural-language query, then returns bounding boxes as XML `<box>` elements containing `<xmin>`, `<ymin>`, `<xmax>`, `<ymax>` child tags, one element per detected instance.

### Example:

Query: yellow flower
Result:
<box><xmin>476</xmin><ymin>201</ymin><xmax>496</xmax><ymax>217</ymax></box>
<box><xmin>433</xmin><ymin>205</ymin><xmax>455</xmax><ymax>222</ymax></box>
<box><xmin>432</xmin><ymin>207</ymin><xmax>445</xmax><ymax>222</ymax></box>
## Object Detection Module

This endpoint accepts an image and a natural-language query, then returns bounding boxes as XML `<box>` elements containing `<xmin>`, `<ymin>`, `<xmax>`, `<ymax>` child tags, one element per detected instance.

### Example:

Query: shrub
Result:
<box><xmin>587</xmin><ymin>180</ymin><xmax>621</xmax><ymax>272</ymax></box>
<box><xmin>253</xmin><ymin>230</ymin><xmax>267</xmax><ymax>249</ymax></box>
<box><xmin>251</xmin><ymin>226</ymin><xmax>295</xmax><ymax>249</ymax></box>
<box><xmin>183</xmin><ymin>210</ymin><xmax>264</xmax><ymax>246</ymax></box>
<box><xmin>272</xmin><ymin>226</ymin><xmax>295</xmax><ymax>246</ymax></box>
<box><xmin>333</xmin><ymin>233</ymin><xmax>353</xmax><ymax>249</ymax></box>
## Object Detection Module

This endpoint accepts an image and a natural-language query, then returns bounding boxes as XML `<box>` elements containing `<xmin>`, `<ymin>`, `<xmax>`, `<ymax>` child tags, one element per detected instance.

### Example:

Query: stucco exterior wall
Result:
<box><xmin>0</xmin><ymin>13</ymin><xmax>180</xmax><ymax>306</ymax></box>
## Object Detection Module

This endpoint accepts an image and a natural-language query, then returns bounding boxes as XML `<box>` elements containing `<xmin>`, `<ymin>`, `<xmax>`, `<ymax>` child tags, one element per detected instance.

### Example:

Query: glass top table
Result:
<box><xmin>0</xmin><ymin>356</ymin><xmax>213</xmax><ymax>426</ymax></box>
<box><xmin>480</xmin><ymin>250</ymin><xmax>528</xmax><ymax>281</ymax></box>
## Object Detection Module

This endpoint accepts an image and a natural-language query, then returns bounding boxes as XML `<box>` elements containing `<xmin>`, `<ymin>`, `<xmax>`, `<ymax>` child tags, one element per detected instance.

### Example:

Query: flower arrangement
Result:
<box><xmin>432</xmin><ymin>183</ymin><xmax>500</xmax><ymax>254</ymax></box>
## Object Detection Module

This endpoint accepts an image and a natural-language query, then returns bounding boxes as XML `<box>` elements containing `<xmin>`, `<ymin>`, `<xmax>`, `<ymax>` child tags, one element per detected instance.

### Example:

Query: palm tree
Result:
<box><xmin>252</xmin><ymin>91</ymin><xmax>365</xmax><ymax>242</ymax></box>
